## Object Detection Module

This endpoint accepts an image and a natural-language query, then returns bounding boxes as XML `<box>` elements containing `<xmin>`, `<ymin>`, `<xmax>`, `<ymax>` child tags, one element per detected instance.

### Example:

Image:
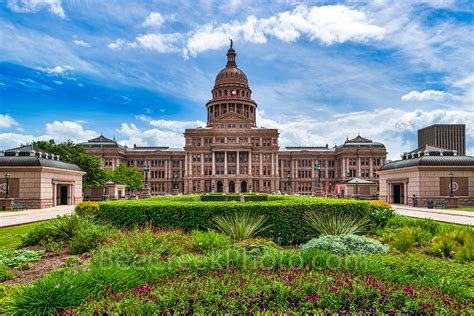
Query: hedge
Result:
<box><xmin>200</xmin><ymin>194</ymin><xmax>268</xmax><ymax>202</ymax></box>
<box><xmin>97</xmin><ymin>196</ymin><xmax>370</xmax><ymax>245</ymax></box>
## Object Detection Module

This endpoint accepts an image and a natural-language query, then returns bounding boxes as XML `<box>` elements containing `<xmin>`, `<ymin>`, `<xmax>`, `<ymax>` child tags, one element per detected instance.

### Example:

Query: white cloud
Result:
<box><xmin>401</xmin><ymin>90</ymin><xmax>451</xmax><ymax>102</ymax></box>
<box><xmin>142</xmin><ymin>12</ymin><xmax>165</xmax><ymax>28</ymax></box>
<box><xmin>136</xmin><ymin>33</ymin><xmax>181</xmax><ymax>53</ymax></box>
<box><xmin>185</xmin><ymin>4</ymin><xmax>385</xmax><ymax>57</ymax></box>
<box><xmin>0</xmin><ymin>114</ymin><xmax>18</xmax><ymax>129</ymax></box>
<box><xmin>117</xmin><ymin>123</ymin><xmax>184</xmax><ymax>148</ymax></box>
<box><xmin>44</xmin><ymin>120</ymin><xmax>98</xmax><ymax>142</ymax></box>
<box><xmin>137</xmin><ymin>115</ymin><xmax>205</xmax><ymax>131</ymax></box>
<box><xmin>6</xmin><ymin>0</ymin><xmax>65</xmax><ymax>18</ymax></box>
<box><xmin>73</xmin><ymin>39</ymin><xmax>91</xmax><ymax>48</ymax></box>
<box><xmin>257</xmin><ymin>108</ymin><xmax>474</xmax><ymax>160</ymax></box>
<box><xmin>37</xmin><ymin>65</ymin><xmax>74</xmax><ymax>74</ymax></box>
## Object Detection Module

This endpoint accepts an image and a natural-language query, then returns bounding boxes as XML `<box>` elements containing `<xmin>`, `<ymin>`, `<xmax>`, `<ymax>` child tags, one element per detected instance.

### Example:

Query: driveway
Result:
<box><xmin>0</xmin><ymin>205</ymin><xmax>75</xmax><ymax>228</ymax></box>
<box><xmin>392</xmin><ymin>204</ymin><xmax>474</xmax><ymax>226</ymax></box>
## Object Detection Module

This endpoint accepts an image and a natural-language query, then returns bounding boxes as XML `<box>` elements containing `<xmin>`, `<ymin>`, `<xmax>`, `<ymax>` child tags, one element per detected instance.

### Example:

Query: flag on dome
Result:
<box><xmin>231</xmin><ymin>90</ymin><xmax>237</xmax><ymax>96</ymax></box>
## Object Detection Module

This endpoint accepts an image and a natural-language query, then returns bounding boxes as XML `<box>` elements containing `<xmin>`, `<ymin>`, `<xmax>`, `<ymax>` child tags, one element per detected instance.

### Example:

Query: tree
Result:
<box><xmin>106</xmin><ymin>163</ymin><xmax>144</xmax><ymax>190</ymax></box>
<box><xmin>32</xmin><ymin>140</ymin><xmax>108</xmax><ymax>188</ymax></box>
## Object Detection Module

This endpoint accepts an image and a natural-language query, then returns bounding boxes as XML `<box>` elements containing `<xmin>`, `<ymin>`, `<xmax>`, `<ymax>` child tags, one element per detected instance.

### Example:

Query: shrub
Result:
<box><xmin>369</xmin><ymin>201</ymin><xmax>395</xmax><ymax>229</ymax></box>
<box><xmin>97</xmin><ymin>197</ymin><xmax>370</xmax><ymax>245</ymax></box>
<box><xmin>234</xmin><ymin>237</ymin><xmax>282</xmax><ymax>255</ymax></box>
<box><xmin>212</xmin><ymin>211</ymin><xmax>270</xmax><ymax>242</ymax></box>
<box><xmin>304</xmin><ymin>211</ymin><xmax>369</xmax><ymax>236</ymax></box>
<box><xmin>0</xmin><ymin>250</ymin><xmax>44</xmax><ymax>268</ymax></box>
<box><xmin>190</xmin><ymin>230</ymin><xmax>230</xmax><ymax>252</ymax></box>
<box><xmin>67</xmin><ymin>223</ymin><xmax>112</xmax><ymax>254</ymax></box>
<box><xmin>425</xmin><ymin>229</ymin><xmax>473</xmax><ymax>262</ymax></box>
<box><xmin>0</xmin><ymin>264</ymin><xmax>15</xmax><ymax>282</ymax></box>
<box><xmin>301</xmin><ymin>234</ymin><xmax>388</xmax><ymax>256</ymax></box>
<box><xmin>0</xmin><ymin>284</ymin><xmax>14</xmax><ymax>314</ymax></box>
<box><xmin>75</xmin><ymin>201</ymin><xmax>99</xmax><ymax>218</ymax></box>
<box><xmin>21</xmin><ymin>215</ymin><xmax>81</xmax><ymax>246</ymax></box>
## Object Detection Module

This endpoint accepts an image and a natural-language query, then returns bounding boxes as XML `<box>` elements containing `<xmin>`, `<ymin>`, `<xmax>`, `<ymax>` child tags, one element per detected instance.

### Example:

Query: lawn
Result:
<box><xmin>0</xmin><ymin>222</ymin><xmax>44</xmax><ymax>250</ymax></box>
<box><xmin>450</xmin><ymin>207</ymin><xmax>474</xmax><ymax>212</ymax></box>
<box><xmin>1</xmin><ymin>197</ymin><xmax>473</xmax><ymax>314</ymax></box>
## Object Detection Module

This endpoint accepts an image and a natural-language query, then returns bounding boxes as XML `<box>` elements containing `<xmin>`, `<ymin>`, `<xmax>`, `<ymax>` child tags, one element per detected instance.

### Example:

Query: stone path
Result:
<box><xmin>0</xmin><ymin>205</ymin><xmax>74</xmax><ymax>228</ymax></box>
<box><xmin>392</xmin><ymin>204</ymin><xmax>474</xmax><ymax>226</ymax></box>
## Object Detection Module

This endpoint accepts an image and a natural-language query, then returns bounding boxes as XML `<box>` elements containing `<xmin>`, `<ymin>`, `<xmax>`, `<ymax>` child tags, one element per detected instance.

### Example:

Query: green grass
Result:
<box><xmin>449</xmin><ymin>207</ymin><xmax>474</xmax><ymax>212</ymax></box>
<box><xmin>0</xmin><ymin>222</ymin><xmax>45</xmax><ymax>250</ymax></box>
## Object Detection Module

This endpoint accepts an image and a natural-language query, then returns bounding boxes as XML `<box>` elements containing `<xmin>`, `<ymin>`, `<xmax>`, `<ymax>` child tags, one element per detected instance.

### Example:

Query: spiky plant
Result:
<box><xmin>212</xmin><ymin>211</ymin><xmax>271</xmax><ymax>242</ymax></box>
<box><xmin>304</xmin><ymin>211</ymin><xmax>369</xmax><ymax>236</ymax></box>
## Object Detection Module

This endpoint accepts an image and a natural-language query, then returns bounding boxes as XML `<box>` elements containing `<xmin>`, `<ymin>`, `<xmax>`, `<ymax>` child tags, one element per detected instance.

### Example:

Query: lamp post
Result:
<box><xmin>449</xmin><ymin>172</ymin><xmax>454</xmax><ymax>197</ymax></box>
<box><xmin>143</xmin><ymin>164</ymin><xmax>150</xmax><ymax>188</ymax></box>
<box><xmin>314</xmin><ymin>161</ymin><xmax>321</xmax><ymax>188</ymax></box>
<box><xmin>4</xmin><ymin>172</ymin><xmax>10</xmax><ymax>199</ymax></box>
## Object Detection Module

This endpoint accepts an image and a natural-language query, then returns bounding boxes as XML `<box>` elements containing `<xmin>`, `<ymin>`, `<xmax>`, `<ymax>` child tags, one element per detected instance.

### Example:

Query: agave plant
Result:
<box><xmin>212</xmin><ymin>211</ymin><xmax>271</xmax><ymax>242</ymax></box>
<box><xmin>304</xmin><ymin>211</ymin><xmax>369</xmax><ymax>236</ymax></box>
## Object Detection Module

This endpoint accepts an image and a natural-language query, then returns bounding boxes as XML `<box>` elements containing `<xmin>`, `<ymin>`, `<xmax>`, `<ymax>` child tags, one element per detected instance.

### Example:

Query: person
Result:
<box><xmin>413</xmin><ymin>194</ymin><xmax>417</xmax><ymax>207</ymax></box>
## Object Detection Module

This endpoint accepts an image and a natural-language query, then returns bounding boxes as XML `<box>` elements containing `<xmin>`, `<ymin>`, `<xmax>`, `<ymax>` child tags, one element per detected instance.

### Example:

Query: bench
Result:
<box><xmin>12</xmin><ymin>203</ymin><xmax>26</xmax><ymax>211</ymax></box>
<box><xmin>433</xmin><ymin>201</ymin><xmax>448</xmax><ymax>209</ymax></box>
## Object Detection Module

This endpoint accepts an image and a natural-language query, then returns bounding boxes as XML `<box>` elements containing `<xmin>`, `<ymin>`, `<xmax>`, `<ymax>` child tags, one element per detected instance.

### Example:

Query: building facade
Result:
<box><xmin>378</xmin><ymin>150</ymin><xmax>474</xmax><ymax>207</ymax></box>
<box><xmin>0</xmin><ymin>145</ymin><xmax>85</xmax><ymax>209</ymax></box>
<box><xmin>418</xmin><ymin>124</ymin><xmax>466</xmax><ymax>156</ymax></box>
<box><xmin>81</xmin><ymin>46</ymin><xmax>387</xmax><ymax>196</ymax></box>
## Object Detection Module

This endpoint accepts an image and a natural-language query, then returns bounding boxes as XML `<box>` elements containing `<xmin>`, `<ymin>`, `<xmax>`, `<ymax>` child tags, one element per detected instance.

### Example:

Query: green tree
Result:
<box><xmin>32</xmin><ymin>140</ymin><xmax>108</xmax><ymax>188</ymax></box>
<box><xmin>106</xmin><ymin>163</ymin><xmax>144</xmax><ymax>190</ymax></box>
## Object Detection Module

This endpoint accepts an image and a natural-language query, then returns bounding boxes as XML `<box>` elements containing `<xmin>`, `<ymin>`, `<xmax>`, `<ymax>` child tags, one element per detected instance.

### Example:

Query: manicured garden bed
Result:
<box><xmin>97</xmin><ymin>195</ymin><xmax>370</xmax><ymax>245</ymax></box>
<box><xmin>1</xmin><ymin>197</ymin><xmax>473</xmax><ymax>314</ymax></box>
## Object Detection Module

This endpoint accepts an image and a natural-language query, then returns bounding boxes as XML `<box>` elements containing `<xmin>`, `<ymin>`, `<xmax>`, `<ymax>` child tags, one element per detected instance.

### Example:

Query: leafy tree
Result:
<box><xmin>106</xmin><ymin>163</ymin><xmax>144</xmax><ymax>190</ymax></box>
<box><xmin>32</xmin><ymin>140</ymin><xmax>108</xmax><ymax>188</ymax></box>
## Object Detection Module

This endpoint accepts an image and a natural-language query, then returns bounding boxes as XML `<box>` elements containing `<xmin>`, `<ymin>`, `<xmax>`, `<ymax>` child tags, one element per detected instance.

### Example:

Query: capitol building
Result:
<box><xmin>81</xmin><ymin>45</ymin><xmax>387</xmax><ymax>196</ymax></box>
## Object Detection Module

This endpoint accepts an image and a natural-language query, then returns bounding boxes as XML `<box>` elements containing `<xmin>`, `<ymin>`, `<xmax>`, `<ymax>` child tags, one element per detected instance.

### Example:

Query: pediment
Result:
<box><xmin>214</xmin><ymin>111</ymin><xmax>251</xmax><ymax>122</ymax></box>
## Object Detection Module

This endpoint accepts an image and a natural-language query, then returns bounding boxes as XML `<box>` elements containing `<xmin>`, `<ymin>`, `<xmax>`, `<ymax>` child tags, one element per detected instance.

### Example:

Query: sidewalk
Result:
<box><xmin>391</xmin><ymin>204</ymin><xmax>474</xmax><ymax>226</ymax></box>
<box><xmin>0</xmin><ymin>205</ymin><xmax>75</xmax><ymax>228</ymax></box>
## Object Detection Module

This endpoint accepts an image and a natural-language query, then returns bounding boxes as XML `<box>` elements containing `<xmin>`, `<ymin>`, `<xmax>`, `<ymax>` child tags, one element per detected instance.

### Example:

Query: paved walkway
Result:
<box><xmin>392</xmin><ymin>204</ymin><xmax>474</xmax><ymax>226</ymax></box>
<box><xmin>0</xmin><ymin>205</ymin><xmax>75</xmax><ymax>228</ymax></box>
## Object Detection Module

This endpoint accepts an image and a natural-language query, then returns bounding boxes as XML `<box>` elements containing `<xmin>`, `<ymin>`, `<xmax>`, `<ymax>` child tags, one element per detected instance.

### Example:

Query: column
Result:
<box><xmin>189</xmin><ymin>154</ymin><xmax>193</xmax><ymax>176</ymax></box>
<box><xmin>236</xmin><ymin>151</ymin><xmax>240</xmax><ymax>175</ymax></box>
<box><xmin>224</xmin><ymin>151</ymin><xmax>228</xmax><ymax>175</ymax></box>
<box><xmin>271</xmin><ymin>153</ymin><xmax>274</xmax><ymax>176</ymax></box>
<box><xmin>369</xmin><ymin>158</ymin><xmax>373</xmax><ymax>179</ymax></box>
<box><xmin>212</xmin><ymin>152</ymin><xmax>216</xmax><ymax>175</ymax></box>
<box><xmin>201</xmin><ymin>153</ymin><xmax>204</xmax><ymax>176</ymax></box>
<box><xmin>275</xmin><ymin>153</ymin><xmax>279</xmax><ymax>177</ymax></box>
<box><xmin>325</xmin><ymin>160</ymin><xmax>328</xmax><ymax>179</ymax></box>
<box><xmin>248</xmin><ymin>152</ymin><xmax>252</xmax><ymax>175</ymax></box>
<box><xmin>184</xmin><ymin>153</ymin><xmax>188</xmax><ymax>176</ymax></box>
<box><xmin>165</xmin><ymin>160</ymin><xmax>168</xmax><ymax>178</ymax></box>
<box><xmin>259</xmin><ymin>153</ymin><xmax>263</xmax><ymax>176</ymax></box>
<box><xmin>341</xmin><ymin>158</ymin><xmax>345</xmax><ymax>179</ymax></box>
<box><xmin>357</xmin><ymin>157</ymin><xmax>361</xmax><ymax>177</ymax></box>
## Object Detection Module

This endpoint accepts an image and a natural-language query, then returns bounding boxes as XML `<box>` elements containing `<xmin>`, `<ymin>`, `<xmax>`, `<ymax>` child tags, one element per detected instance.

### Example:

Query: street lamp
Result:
<box><xmin>143</xmin><ymin>164</ymin><xmax>150</xmax><ymax>188</ymax></box>
<box><xmin>449</xmin><ymin>172</ymin><xmax>454</xmax><ymax>197</ymax></box>
<box><xmin>172</xmin><ymin>174</ymin><xmax>178</xmax><ymax>193</ymax></box>
<box><xmin>4</xmin><ymin>172</ymin><xmax>10</xmax><ymax>199</ymax></box>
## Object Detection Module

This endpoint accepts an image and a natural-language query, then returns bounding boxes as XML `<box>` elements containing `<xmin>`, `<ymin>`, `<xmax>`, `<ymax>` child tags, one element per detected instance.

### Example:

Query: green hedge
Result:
<box><xmin>98</xmin><ymin>197</ymin><xmax>370</xmax><ymax>245</ymax></box>
<box><xmin>200</xmin><ymin>194</ymin><xmax>268</xmax><ymax>202</ymax></box>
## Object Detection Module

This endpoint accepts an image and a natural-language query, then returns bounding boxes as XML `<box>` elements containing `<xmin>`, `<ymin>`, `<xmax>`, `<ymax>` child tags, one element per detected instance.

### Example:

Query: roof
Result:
<box><xmin>402</xmin><ymin>145</ymin><xmax>456</xmax><ymax>159</ymax></box>
<box><xmin>337</xmin><ymin>135</ymin><xmax>385</xmax><ymax>149</ymax></box>
<box><xmin>380</xmin><ymin>156</ymin><xmax>474</xmax><ymax>171</ymax></box>
<box><xmin>0</xmin><ymin>156</ymin><xmax>82</xmax><ymax>171</ymax></box>
<box><xmin>343</xmin><ymin>177</ymin><xmax>376</xmax><ymax>185</ymax></box>
<box><xmin>282</xmin><ymin>146</ymin><xmax>335</xmax><ymax>152</ymax></box>
<box><xmin>88</xmin><ymin>135</ymin><xmax>115</xmax><ymax>143</ymax></box>
<box><xmin>5</xmin><ymin>145</ymin><xmax>55</xmax><ymax>156</ymax></box>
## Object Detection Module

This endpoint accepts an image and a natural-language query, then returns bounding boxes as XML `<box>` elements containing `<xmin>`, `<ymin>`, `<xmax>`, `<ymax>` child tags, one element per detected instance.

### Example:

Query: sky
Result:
<box><xmin>0</xmin><ymin>0</ymin><xmax>473</xmax><ymax>160</ymax></box>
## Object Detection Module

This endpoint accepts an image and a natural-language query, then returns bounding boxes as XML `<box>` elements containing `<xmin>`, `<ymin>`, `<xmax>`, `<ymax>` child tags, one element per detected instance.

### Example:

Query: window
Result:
<box><xmin>228</xmin><ymin>124</ymin><xmax>236</xmax><ymax>128</ymax></box>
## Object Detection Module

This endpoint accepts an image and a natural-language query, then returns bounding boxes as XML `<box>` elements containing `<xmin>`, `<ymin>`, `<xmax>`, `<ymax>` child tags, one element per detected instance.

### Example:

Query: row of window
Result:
<box><xmin>188</xmin><ymin>137</ymin><xmax>276</xmax><ymax>147</ymax></box>
<box><xmin>213</xmin><ymin>89</ymin><xmax>250</xmax><ymax>98</ymax></box>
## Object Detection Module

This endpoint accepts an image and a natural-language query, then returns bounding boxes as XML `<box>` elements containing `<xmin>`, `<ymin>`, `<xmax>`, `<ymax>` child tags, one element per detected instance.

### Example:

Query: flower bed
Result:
<box><xmin>64</xmin><ymin>268</ymin><xmax>471</xmax><ymax>314</ymax></box>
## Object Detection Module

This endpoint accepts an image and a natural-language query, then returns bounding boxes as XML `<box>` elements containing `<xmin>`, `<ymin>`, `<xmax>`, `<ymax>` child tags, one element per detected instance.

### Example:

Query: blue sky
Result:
<box><xmin>0</xmin><ymin>0</ymin><xmax>473</xmax><ymax>160</ymax></box>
